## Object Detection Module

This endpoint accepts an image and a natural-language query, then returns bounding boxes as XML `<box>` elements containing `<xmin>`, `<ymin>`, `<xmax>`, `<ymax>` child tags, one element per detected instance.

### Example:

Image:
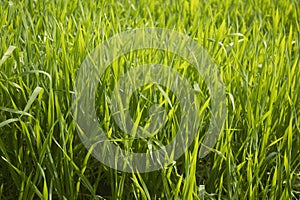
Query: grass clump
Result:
<box><xmin>0</xmin><ymin>0</ymin><xmax>299</xmax><ymax>199</ymax></box>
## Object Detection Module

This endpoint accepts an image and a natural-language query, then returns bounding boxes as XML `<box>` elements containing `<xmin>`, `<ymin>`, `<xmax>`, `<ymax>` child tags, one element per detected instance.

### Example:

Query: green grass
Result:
<box><xmin>0</xmin><ymin>0</ymin><xmax>299</xmax><ymax>199</ymax></box>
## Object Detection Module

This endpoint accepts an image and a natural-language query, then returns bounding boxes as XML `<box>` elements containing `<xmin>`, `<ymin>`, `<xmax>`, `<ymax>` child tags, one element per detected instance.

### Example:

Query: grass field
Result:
<box><xmin>0</xmin><ymin>0</ymin><xmax>300</xmax><ymax>199</ymax></box>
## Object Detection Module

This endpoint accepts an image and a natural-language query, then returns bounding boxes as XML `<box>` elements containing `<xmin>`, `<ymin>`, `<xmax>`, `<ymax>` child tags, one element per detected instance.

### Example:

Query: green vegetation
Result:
<box><xmin>0</xmin><ymin>0</ymin><xmax>299</xmax><ymax>199</ymax></box>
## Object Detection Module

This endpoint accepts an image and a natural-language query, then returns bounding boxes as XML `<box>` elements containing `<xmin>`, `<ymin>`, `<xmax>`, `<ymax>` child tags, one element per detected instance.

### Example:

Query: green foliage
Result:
<box><xmin>0</xmin><ymin>0</ymin><xmax>299</xmax><ymax>199</ymax></box>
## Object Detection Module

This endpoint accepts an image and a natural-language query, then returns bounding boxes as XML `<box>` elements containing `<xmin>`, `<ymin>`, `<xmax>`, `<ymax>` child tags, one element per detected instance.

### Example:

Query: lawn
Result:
<box><xmin>0</xmin><ymin>0</ymin><xmax>299</xmax><ymax>199</ymax></box>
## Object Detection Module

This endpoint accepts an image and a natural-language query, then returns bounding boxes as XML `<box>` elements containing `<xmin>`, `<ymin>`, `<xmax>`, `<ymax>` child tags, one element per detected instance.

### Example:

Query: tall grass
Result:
<box><xmin>0</xmin><ymin>0</ymin><xmax>299</xmax><ymax>199</ymax></box>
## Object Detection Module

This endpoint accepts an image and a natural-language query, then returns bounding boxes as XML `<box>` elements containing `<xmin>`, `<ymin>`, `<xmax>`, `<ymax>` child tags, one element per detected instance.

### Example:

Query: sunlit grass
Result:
<box><xmin>0</xmin><ymin>0</ymin><xmax>299</xmax><ymax>199</ymax></box>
